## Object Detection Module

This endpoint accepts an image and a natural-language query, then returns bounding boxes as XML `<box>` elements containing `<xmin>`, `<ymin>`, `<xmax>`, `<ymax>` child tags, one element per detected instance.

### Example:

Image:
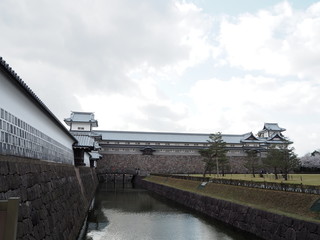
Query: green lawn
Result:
<box><xmin>189</xmin><ymin>173</ymin><xmax>320</xmax><ymax>186</ymax></box>
<box><xmin>145</xmin><ymin>175</ymin><xmax>320</xmax><ymax>223</ymax></box>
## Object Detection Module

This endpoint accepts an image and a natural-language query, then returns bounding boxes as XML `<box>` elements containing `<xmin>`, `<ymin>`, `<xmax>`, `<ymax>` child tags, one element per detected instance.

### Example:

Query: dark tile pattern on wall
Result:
<box><xmin>0</xmin><ymin>108</ymin><xmax>73</xmax><ymax>164</ymax></box>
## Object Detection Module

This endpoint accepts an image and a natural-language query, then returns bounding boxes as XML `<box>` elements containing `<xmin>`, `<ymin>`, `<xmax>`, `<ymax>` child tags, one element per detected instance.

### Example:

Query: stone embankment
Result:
<box><xmin>0</xmin><ymin>155</ymin><xmax>98</xmax><ymax>240</ymax></box>
<box><xmin>136</xmin><ymin>177</ymin><xmax>320</xmax><ymax>240</ymax></box>
<box><xmin>97</xmin><ymin>154</ymin><xmax>249</xmax><ymax>175</ymax></box>
<box><xmin>97</xmin><ymin>154</ymin><xmax>205</xmax><ymax>174</ymax></box>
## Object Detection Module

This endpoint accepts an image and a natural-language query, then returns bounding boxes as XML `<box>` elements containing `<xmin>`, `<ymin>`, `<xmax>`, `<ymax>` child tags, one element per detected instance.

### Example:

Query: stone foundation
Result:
<box><xmin>97</xmin><ymin>154</ymin><xmax>205</xmax><ymax>174</ymax></box>
<box><xmin>0</xmin><ymin>155</ymin><xmax>98</xmax><ymax>240</ymax></box>
<box><xmin>97</xmin><ymin>154</ymin><xmax>251</xmax><ymax>174</ymax></box>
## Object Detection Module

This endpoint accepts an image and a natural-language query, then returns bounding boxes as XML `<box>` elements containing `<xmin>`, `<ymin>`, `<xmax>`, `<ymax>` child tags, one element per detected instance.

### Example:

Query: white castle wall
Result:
<box><xmin>0</xmin><ymin>66</ymin><xmax>75</xmax><ymax>164</ymax></box>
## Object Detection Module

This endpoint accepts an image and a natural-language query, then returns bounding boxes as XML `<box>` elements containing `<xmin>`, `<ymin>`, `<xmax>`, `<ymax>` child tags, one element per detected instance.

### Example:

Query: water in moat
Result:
<box><xmin>82</xmin><ymin>182</ymin><xmax>259</xmax><ymax>240</ymax></box>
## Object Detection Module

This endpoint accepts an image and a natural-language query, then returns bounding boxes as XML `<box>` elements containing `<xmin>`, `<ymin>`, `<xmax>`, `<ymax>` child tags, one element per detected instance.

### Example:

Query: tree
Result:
<box><xmin>263</xmin><ymin>141</ymin><xmax>299</xmax><ymax>180</ymax></box>
<box><xmin>244</xmin><ymin>149</ymin><xmax>260</xmax><ymax>177</ymax></box>
<box><xmin>199</xmin><ymin>132</ymin><xmax>228</xmax><ymax>177</ymax></box>
<box><xmin>278</xmin><ymin>145</ymin><xmax>299</xmax><ymax>180</ymax></box>
<box><xmin>300</xmin><ymin>151</ymin><xmax>320</xmax><ymax>169</ymax></box>
<box><xmin>199</xmin><ymin>148</ymin><xmax>215</xmax><ymax>177</ymax></box>
<box><xmin>263</xmin><ymin>145</ymin><xmax>282</xmax><ymax>179</ymax></box>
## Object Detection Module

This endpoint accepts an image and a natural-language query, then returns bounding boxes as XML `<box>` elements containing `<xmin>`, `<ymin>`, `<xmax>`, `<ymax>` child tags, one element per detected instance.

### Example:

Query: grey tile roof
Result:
<box><xmin>241</xmin><ymin>132</ymin><xmax>264</xmax><ymax>143</ymax></box>
<box><xmin>0</xmin><ymin>57</ymin><xmax>77</xmax><ymax>142</ymax></box>
<box><xmin>89</xmin><ymin>151</ymin><xmax>102</xmax><ymax>159</ymax></box>
<box><xmin>94</xmin><ymin>130</ymin><xmax>248</xmax><ymax>144</ymax></box>
<box><xmin>74</xmin><ymin>135</ymin><xmax>95</xmax><ymax>148</ymax></box>
<box><xmin>263</xmin><ymin>123</ymin><xmax>285</xmax><ymax>131</ymax></box>
<box><xmin>64</xmin><ymin>112</ymin><xmax>98</xmax><ymax>127</ymax></box>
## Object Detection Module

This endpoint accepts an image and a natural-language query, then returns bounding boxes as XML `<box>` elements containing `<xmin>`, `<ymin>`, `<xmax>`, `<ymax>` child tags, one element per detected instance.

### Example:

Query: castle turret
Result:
<box><xmin>257</xmin><ymin>123</ymin><xmax>285</xmax><ymax>139</ymax></box>
<box><xmin>64</xmin><ymin>111</ymin><xmax>98</xmax><ymax>132</ymax></box>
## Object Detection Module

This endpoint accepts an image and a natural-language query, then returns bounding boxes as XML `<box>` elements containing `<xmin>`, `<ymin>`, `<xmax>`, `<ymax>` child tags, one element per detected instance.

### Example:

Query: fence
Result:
<box><xmin>151</xmin><ymin>173</ymin><xmax>320</xmax><ymax>195</ymax></box>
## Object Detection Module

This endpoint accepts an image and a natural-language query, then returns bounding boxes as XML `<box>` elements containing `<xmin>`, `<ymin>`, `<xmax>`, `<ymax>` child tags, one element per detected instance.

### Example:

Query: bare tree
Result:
<box><xmin>300</xmin><ymin>151</ymin><xmax>320</xmax><ymax>168</ymax></box>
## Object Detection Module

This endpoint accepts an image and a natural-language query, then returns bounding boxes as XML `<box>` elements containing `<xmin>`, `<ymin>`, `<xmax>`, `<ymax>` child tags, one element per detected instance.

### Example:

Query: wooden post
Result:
<box><xmin>0</xmin><ymin>197</ymin><xmax>20</xmax><ymax>240</ymax></box>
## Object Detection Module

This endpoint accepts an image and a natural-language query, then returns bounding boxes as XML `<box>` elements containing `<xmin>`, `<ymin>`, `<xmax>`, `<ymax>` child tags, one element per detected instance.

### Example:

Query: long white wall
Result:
<box><xmin>0</xmin><ymin>70</ymin><xmax>75</xmax><ymax>164</ymax></box>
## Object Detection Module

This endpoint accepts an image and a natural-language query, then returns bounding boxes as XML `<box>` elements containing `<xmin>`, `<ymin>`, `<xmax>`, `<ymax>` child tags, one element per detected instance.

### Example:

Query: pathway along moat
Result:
<box><xmin>81</xmin><ymin>182</ymin><xmax>260</xmax><ymax>240</ymax></box>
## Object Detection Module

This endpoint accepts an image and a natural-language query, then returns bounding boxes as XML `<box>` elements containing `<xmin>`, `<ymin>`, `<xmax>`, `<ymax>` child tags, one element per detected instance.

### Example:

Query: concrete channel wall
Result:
<box><xmin>137</xmin><ymin>178</ymin><xmax>320</xmax><ymax>240</ymax></box>
<box><xmin>0</xmin><ymin>155</ymin><xmax>98</xmax><ymax>240</ymax></box>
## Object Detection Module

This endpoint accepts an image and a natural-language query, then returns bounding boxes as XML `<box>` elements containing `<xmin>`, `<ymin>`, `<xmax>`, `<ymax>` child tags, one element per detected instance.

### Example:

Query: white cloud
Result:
<box><xmin>186</xmin><ymin>74</ymin><xmax>320</xmax><ymax>155</ymax></box>
<box><xmin>217</xmin><ymin>1</ymin><xmax>320</xmax><ymax>79</ymax></box>
<box><xmin>1</xmin><ymin>0</ymin><xmax>320</xmax><ymax>157</ymax></box>
<box><xmin>0</xmin><ymin>0</ymin><xmax>212</xmax><ymax>119</ymax></box>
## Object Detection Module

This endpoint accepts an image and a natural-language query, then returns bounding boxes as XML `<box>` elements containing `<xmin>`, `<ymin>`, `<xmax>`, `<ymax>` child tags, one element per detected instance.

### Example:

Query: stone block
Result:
<box><xmin>22</xmin><ymin>218</ymin><xmax>33</xmax><ymax>235</ymax></box>
<box><xmin>5</xmin><ymin>189</ymin><xmax>21</xmax><ymax>199</ymax></box>
<box><xmin>0</xmin><ymin>175</ymin><xmax>9</xmax><ymax>192</ymax></box>
<box><xmin>305</xmin><ymin>221</ymin><xmax>318</xmax><ymax>233</ymax></box>
<box><xmin>0</xmin><ymin>161</ymin><xmax>9</xmax><ymax>175</ymax></box>
<box><xmin>8</xmin><ymin>161</ymin><xmax>18</xmax><ymax>174</ymax></box>
<box><xmin>20</xmin><ymin>187</ymin><xmax>28</xmax><ymax>202</ymax></box>
<box><xmin>309</xmin><ymin>233</ymin><xmax>320</xmax><ymax>240</ymax></box>
<box><xmin>285</xmin><ymin>227</ymin><xmax>296</xmax><ymax>240</ymax></box>
<box><xmin>7</xmin><ymin>173</ymin><xmax>21</xmax><ymax>189</ymax></box>
<box><xmin>295</xmin><ymin>227</ymin><xmax>309</xmax><ymax>240</ymax></box>
<box><xmin>18</xmin><ymin>203</ymin><xmax>29</xmax><ymax>221</ymax></box>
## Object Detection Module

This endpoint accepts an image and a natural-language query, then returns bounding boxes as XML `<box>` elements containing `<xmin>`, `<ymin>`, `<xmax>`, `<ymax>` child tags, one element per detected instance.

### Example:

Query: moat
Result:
<box><xmin>82</xmin><ymin>182</ymin><xmax>259</xmax><ymax>240</ymax></box>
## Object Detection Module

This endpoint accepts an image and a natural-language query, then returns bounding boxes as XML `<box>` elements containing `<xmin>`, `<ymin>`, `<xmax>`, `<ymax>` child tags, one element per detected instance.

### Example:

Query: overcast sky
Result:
<box><xmin>1</xmin><ymin>0</ymin><xmax>320</xmax><ymax>156</ymax></box>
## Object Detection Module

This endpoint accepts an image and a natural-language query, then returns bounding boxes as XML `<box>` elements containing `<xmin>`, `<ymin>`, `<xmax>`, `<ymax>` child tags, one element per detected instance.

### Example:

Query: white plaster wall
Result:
<box><xmin>71</xmin><ymin>122</ymin><xmax>91</xmax><ymax>131</ymax></box>
<box><xmin>84</xmin><ymin>152</ymin><xmax>90</xmax><ymax>167</ymax></box>
<box><xmin>0</xmin><ymin>71</ymin><xmax>75</xmax><ymax>150</ymax></box>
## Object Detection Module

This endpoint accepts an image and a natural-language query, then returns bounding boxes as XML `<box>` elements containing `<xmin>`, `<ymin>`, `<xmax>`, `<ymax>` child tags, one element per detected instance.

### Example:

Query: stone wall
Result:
<box><xmin>97</xmin><ymin>154</ymin><xmax>205</xmax><ymax>174</ymax></box>
<box><xmin>97</xmin><ymin>154</ymin><xmax>250</xmax><ymax>175</ymax></box>
<box><xmin>137</xmin><ymin>178</ymin><xmax>320</xmax><ymax>240</ymax></box>
<box><xmin>0</xmin><ymin>155</ymin><xmax>98</xmax><ymax>240</ymax></box>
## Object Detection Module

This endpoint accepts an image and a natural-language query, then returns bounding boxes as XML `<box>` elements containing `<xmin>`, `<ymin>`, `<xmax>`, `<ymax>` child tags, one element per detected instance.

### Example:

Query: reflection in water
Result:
<box><xmin>84</xmin><ymin>183</ymin><xmax>259</xmax><ymax>240</ymax></box>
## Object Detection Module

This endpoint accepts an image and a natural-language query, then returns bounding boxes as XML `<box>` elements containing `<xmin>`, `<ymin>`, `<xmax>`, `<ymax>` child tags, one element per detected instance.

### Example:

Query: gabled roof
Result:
<box><xmin>265</xmin><ymin>133</ymin><xmax>292</xmax><ymax>144</ymax></box>
<box><xmin>262</xmin><ymin>123</ymin><xmax>286</xmax><ymax>132</ymax></box>
<box><xmin>0</xmin><ymin>57</ymin><xmax>77</xmax><ymax>143</ymax></box>
<box><xmin>241</xmin><ymin>132</ymin><xmax>263</xmax><ymax>143</ymax></box>
<box><xmin>266</xmin><ymin>133</ymin><xmax>285</xmax><ymax>141</ymax></box>
<box><xmin>64</xmin><ymin>111</ymin><xmax>98</xmax><ymax>127</ymax></box>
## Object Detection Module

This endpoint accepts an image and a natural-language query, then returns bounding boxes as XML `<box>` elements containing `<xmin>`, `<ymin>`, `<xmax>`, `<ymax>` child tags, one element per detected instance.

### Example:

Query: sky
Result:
<box><xmin>1</xmin><ymin>0</ymin><xmax>320</xmax><ymax>156</ymax></box>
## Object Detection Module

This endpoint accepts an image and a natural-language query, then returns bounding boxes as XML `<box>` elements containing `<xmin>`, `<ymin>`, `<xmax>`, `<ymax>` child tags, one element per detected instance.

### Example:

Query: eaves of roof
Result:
<box><xmin>0</xmin><ymin>57</ymin><xmax>77</xmax><ymax>143</ymax></box>
<box><xmin>73</xmin><ymin>135</ymin><xmax>95</xmax><ymax>148</ymax></box>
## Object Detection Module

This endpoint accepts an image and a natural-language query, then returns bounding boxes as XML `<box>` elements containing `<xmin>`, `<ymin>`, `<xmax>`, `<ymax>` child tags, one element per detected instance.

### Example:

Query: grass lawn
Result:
<box><xmin>145</xmin><ymin>175</ymin><xmax>320</xmax><ymax>223</ymax></box>
<box><xmin>188</xmin><ymin>173</ymin><xmax>320</xmax><ymax>186</ymax></box>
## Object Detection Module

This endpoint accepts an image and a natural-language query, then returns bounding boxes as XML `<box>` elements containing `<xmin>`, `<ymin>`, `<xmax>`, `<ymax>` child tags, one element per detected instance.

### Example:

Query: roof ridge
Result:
<box><xmin>93</xmin><ymin>130</ymin><xmax>247</xmax><ymax>136</ymax></box>
<box><xmin>0</xmin><ymin>57</ymin><xmax>46</xmax><ymax>107</ymax></box>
